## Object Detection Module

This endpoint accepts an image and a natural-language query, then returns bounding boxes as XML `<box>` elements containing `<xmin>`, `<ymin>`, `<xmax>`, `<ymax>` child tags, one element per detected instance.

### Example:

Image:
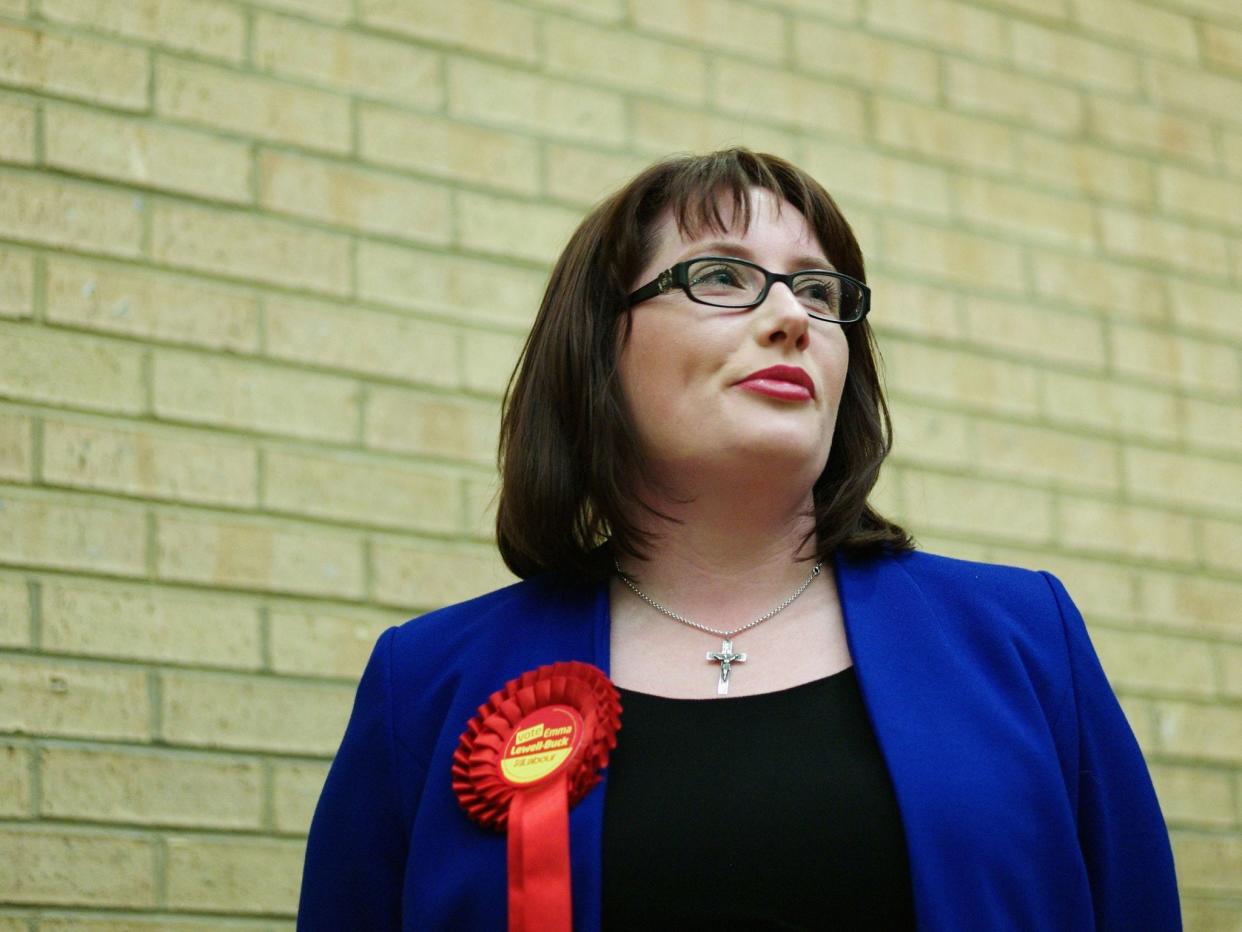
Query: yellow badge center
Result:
<box><xmin>500</xmin><ymin>706</ymin><xmax>584</xmax><ymax>786</ymax></box>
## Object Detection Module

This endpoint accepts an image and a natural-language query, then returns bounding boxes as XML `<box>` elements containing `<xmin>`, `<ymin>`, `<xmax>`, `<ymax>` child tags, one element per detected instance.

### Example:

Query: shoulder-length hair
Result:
<box><xmin>496</xmin><ymin>147</ymin><xmax>914</xmax><ymax>581</ymax></box>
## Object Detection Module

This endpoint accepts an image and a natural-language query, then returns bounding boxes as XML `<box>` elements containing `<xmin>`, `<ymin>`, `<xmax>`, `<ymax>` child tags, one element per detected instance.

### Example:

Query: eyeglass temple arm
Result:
<box><xmin>625</xmin><ymin>269</ymin><xmax>676</xmax><ymax>308</ymax></box>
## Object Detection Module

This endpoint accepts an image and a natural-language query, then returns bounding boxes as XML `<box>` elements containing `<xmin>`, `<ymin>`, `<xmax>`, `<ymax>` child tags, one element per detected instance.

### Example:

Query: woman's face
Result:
<box><xmin>618</xmin><ymin>187</ymin><xmax>850</xmax><ymax>495</ymax></box>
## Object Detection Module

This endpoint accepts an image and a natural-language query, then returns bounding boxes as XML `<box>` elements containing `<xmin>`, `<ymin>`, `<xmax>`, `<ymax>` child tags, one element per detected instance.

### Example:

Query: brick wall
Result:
<box><xmin>0</xmin><ymin>0</ymin><xmax>1239</xmax><ymax>926</ymax></box>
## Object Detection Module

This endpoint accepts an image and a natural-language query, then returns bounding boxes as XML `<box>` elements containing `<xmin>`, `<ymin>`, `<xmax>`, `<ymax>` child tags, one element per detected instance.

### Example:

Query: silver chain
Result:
<box><xmin>614</xmin><ymin>559</ymin><xmax>823</xmax><ymax>640</ymax></box>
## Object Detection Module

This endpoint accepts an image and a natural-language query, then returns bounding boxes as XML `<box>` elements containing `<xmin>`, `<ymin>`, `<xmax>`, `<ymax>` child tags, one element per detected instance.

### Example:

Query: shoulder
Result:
<box><xmin>886</xmin><ymin>548</ymin><xmax>1064</xmax><ymax>613</ymax></box>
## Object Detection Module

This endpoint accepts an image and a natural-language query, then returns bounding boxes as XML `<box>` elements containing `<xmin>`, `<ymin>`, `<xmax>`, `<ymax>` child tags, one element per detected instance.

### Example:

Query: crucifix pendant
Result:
<box><xmin>706</xmin><ymin>638</ymin><xmax>747</xmax><ymax>695</ymax></box>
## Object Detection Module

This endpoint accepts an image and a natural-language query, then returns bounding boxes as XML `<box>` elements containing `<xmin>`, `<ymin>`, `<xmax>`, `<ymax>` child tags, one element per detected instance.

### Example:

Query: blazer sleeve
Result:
<box><xmin>298</xmin><ymin>626</ymin><xmax>415</xmax><ymax>931</ymax></box>
<box><xmin>1041</xmin><ymin>571</ymin><xmax>1181</xmax><ymax>931</ymax></box>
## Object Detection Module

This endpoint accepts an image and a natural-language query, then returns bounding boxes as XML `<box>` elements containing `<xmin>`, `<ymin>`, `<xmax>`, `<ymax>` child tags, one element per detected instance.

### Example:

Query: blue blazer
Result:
<box><xmin>298</xmin><ymin>548</ymin><xmax>1180</xmax><ymax>930</ymax></box>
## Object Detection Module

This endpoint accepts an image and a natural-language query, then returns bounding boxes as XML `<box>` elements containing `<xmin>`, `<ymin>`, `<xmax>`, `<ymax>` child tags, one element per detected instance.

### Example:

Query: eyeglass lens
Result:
<box><xmin>685</xmin><ymin>258</ymin><xmax>858</xmax><ymax>320</ymax></box>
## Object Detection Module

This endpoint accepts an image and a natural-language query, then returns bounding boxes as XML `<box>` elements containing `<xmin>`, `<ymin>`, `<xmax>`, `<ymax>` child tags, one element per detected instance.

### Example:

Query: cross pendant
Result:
<box><xmin>706</xmin><ymin>638</ymin><xmax>747</xmax><ymax>696</ymax></box>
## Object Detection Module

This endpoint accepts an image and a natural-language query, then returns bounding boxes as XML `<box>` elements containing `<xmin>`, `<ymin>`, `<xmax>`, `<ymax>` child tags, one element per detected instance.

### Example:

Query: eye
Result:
<box><xmin>794</xmin><ymin>275</ymin><xmax>841</xmax><ymax>309</ymax></box>
<box><xmin>689</xmin><ymin>263</ymin><xmax>747</xmax><ymax>290</ymax></box>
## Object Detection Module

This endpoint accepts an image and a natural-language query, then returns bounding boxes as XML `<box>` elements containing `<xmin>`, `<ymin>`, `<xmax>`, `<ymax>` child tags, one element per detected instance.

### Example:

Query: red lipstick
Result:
<box><xmin>736</xmin><ymin>365</ymin><xmax>815</xmax><ymax>402</ymax></box>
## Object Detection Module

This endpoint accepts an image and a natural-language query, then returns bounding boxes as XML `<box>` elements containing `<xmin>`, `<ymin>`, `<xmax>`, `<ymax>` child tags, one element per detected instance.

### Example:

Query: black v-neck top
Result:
<box><xmin>601</xmin><ymin>666</ymin><xmax>917</xmax><ymax>930</ymax></box>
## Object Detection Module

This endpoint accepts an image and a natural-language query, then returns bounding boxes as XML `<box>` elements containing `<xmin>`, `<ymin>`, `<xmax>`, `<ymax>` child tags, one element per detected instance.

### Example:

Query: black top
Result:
<box><xmin>601</xmin><ymin>666</ymin><xmax>917</xmax><ymax>931</ymax></box>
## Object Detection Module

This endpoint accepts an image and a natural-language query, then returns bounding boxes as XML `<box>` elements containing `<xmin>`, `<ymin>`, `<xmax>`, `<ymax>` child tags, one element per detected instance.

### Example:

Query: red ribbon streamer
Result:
<box><xmin>508</xmin><ymin>773</ymin><xmax>572</xmax><ymax>932</ymax></box>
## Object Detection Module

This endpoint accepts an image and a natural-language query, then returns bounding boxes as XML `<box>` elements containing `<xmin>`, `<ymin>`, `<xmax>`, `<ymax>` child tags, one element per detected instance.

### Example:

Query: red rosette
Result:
<box><xmin>452</xmin><ymin>660</ymin><xmax>622</xmax><ymax>831</ymax></box>
<box><xmin>451</xmin><ymin>661</ymin><xmax>622</xmax><ymax>932</ymax></box>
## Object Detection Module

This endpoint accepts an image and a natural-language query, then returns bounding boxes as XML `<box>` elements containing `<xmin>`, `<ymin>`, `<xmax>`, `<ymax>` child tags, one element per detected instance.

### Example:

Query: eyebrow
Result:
<box><xmin>677</xmin><ymin>240</ymin><xmax>835</xmax><ymax>271</ymax></box>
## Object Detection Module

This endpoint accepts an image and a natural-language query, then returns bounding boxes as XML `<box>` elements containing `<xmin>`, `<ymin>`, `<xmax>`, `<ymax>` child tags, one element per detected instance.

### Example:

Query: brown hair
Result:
<box><xmin>496</xmin><ymin>148</ymin><xmax>913</xmax><ymax>581</ymax></box>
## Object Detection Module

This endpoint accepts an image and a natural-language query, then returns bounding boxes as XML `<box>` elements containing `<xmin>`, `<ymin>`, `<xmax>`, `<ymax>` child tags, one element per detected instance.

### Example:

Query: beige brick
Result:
<box><xmin>1112</xmin><ymin>324</ymin><xmax>1240</xmax><ymax>395</ymax></box>
<box><xmin>150</xmin><ymin>201</ymin><xmax>351</xmax><ymax>296</ymax></box>
<box><xmin>162</xmin><ymin>669</ymin><xmax>353</xmax><ymax>753</ymax></box>
<box><xmin>713</xmin><ymin>60</ymin><xmax>866</xmax><ymax>138</ymax></box>
<box><xmin>946</xmin><ymin>59</ymin><xmax>1083</xmax><ymax>135</ymax></box>
<box><xmin>1147</xmin><ymin>59</ymin><xmax>1242</xmax><ymax>126</ymax></box>
<box><xmin>867</xmin><ymin>0</ymin><xmax>1005</xmax><ymax>59</ymax></box>
<box><xmin>1017</xmin><ymin>134</ymin><xmax>1153</xmax><ymax>208</ymax></box>
<box><xmin>166</xmin><ymin>836</ymin><xmax>303</xmax><ymax>914</ymax></box>
<box><xmin>1204</xmin><ymin>22</ymin><xmax>1242</xmax><ymax>74</ymax></box>
<box><xmin>1149</xmin><ymin>763</ymin><xmax>1236</xmax><ymax>827</ymax></box>
<box><xmin>46</xmin><ymin>256</ymin><xmax>261</xmax><ymax>352</ymax></box>
<box><xmin>963</xmin><ymin>298</ymin><xmax>1105</xmax><ymax>369</ymax></box>
<box><xmin>0</xmin><ymin>0</ymin><xmax>27</xmax><ymax>13</ymax></box>
<box><xmin>258</xmin><ymin>149</ymin><xmax>450</xmax><ymax>245</ymax></box>
<box><xmin>881</xmin><ymin>218</ymin><xmax>1025</xmax><ymax>295</ymax></box>
<box><xmin>1030</xmin><ymin>252</ymin><xmax>1167</xmax><ymax>325</ymax></box>
<box><xmin>1156</xmin><ymin>702</ymin><xmax>1242</xmax><ymax>765</ymax></box>
<box><xmin>155</xmin><ymin>57</ymin><xmax>350</xmax><ymax>154</ymax></box>
<box><xmin>888</xmin><ymin>403</ymin><xmax>973</xmax><ymax>469</ymax></box>
<box><xmin>1179</xmin><ymin>898</ymin><xmax>1242</xmax><ymax>932</ymax></box>
<box><xmin>254</xmin><ymin>12</ymin><xmax>441</xmax><ymax>108</ymax></box>
<box><xmin>43</xmin><ymin>417</ymin><xmax>259</xmax><ymax>508</ymax></box>
<box><xmin>0</xmin><ymin>827</ymin><xmax>155</xmax><ymax>907</ymax></box>
<box><xmin>0</xmin><ymin>169</ymin><xmax>143</xmax><ymax>258</ymax></box>
<box><xmin>1171</xmin><ymin>832</ymin><xmax>1242</xmax><ymax>893</ymax></box>
<box><xmin>976</xmin><ymin>421</ymin><xmax>1119</xmax><ymax>492</ymax></box>
<box><xmin>1042</xmin><ymin>370</ymin><xmax>1180</xmax><ymax>443</ymax></box>
<box><xmin>371</xmin><ymin>536</ymin><xmax>515</xmax><ymax>607</ymax></box>
<box><xmin>356</xmin><ymin>241</ymin><xmax>545</xmax><ymax>328</ymax></box>
<box><xmin>902</xmin><ymin>470</ymin><xmax>1054</xmax><ymax>544</ymax></box>
<box><xmin>631</xmin><ymin>99</ymin><xmax>797</xmax><ymax>158</ymax></box>
<box><xmin>1099</xmin><ymin>208</ymin><xmax>1229</xmax><ymax>278</ymax></box>
<box><xmin>0</xmin><ymin>491</ymin><xmax>146</xmax><ymax>576</ymax></box>
<box><xmin>1090</xmin><ymin>626</ymin><xmax>1216</xmax><ymax>698</ymax></box>
<box><xmin>1127</xmin><ymin>447</ymin><xmax>1242</xmax><ymax>518</ymax></box>
<box><xmin>44</xmin><ymin>103</ymin><xmax>251</xmax><ymax>203</ymax></box>
<box><xmin>0</xmin><ymin>96</ymin><xmax>35</xmax><ymax>165</ymax></box>
<box><xmin>764</xmin><ymin>0</ymin><xmax>860</xmax><ymax>13</ymax></box>
<box><xmin>527</xmin><ymin>0</ymin><xmax>622</xmax><ymax>19</ymax></box>
<box><xmin>1225</xmin><ymin>644</ymin><xmax>1242</xmax><ymax>698</ymax></box>
<box><xmin>269</xmin><ymin>607</ymin><xmax>390</xmax><ymax>678</ymax></box>
<box><xmin>884</xmin><ymin>338</ymin><xmax>1039</xmax><ymax>416</ymax></box>
<box><xmin>157</xmin><ymin>512</ymin><xmax>365</xmax><ymax>599</ymax></box>
<box><xmin>1170</xmin><ymin>278</ymin><xmax>1242</xmax><ymax>341</ymax></box>
<box><xmin>463</xmin><ymin>473</ymin><xmax>499</xmax><ymax>540</ymax></box>
<box><xmin>462</xmin><ymin>328</ymin><xmax>523</xmax><ymax>396</ymax></box>
<box><xmin>248</xmin><ymin>0</ymin><xmax>351</xmax><ymax>21</ymax></box>
<box><xmin>954</xmin><ymin>177</ymin><xmax>1095</xmax><ymax>250</ymax></box>
<box><xmin>448</xmin><ymin>59</ymin><xmax>625</xmax><ymax>145</ymax></box>
<box><xmin>366</xmin><ymin>386</ymin><xmax>500</xmax><ymax>465</ymax></box>
<box><xmin>0</xmin><ymin>656</ymin><xmax>149</xmax><ymax>741</ymax></box>
<box><xmin>799</xmin><ymin>140</ymin><xmax>951</xmax><ymax>220</ymax></box>
<box><xmin>153</xmin><ymin>350</ymin><xmax>360</xmax><ymax>442</ymax></box>
<box><xmin>0</xmin><ymin>575</ymin><xmax>30</xmax><ymax>647</ymax></box>
<box><xmin>1058</xmin><ymin>498</ymin><xmax>1196</xmax><ymax>565</ymax></box>
<box><xmin>0</xmin><ymin>247</ymin><xmax>34</xmax><ymax>319</ymax></box>
<box><xmin>1200</xmin><ymin>518</ymin><xmax>1242</xmax><ymax>575</ymax></box>
<box><xmin>274</xmin><ymin>759</ymin><xmax>331</xmax><ymax>833</ymax></box>
<box><xmin>1139</xmin><ymin>571</ymin><xmax>1242</xmax><ymax>635</ymax></box>
<box><xmin>360</xmin><ymin>0</ymin><xmax>537</xmax><ymax>64</ymax></box>
<box><xmin>1073</xmin><ymin>0</ymin><xmax>1197</xmax><ymax>58</ymax></box>
<box><xmin>0</xmin><ymin>322</ymin><xmax>145</xmax><ymax>414</ymax></box>
<box><xmin>1088</xmin><ymin>98</ymin><xmax>1217</xmax><ymax>167</ymax></box>
<box><xmin>264</xmin><ymin>447</ymin><xmax>459</xmax><ymax>533</ymax></box>
<box><xmin>999</xmin><ymin>551</ymin><xmax>1138</xmax><ymax>622</ymax></box>
<box><xmin>0</xmin><ymin>22</ymin><xmax>148</xmax><ymax>109</ymax></box>
<box><xmin>865</xmin><ymin>277</ymin><xmax>962</xmax><ymax>340</ymax></box>
<box><xmin>794</xmin><ymin>23</ymin><xmax>937</xmax><ymax>102</ymax></box>
<box><xmin>874</xmin><ymin>97</ymin><xmax>1016</xmax><ymax>173</ymax></box>
<box><xmin>544</xmin><ymin>144</ymin><xmax>649</xmax><ymax>208</ymax></box>
<box><xmin>456</xmin><ymin>191</ymin><xmax>580</xmax><ymax>264</ymax></box>
<box><xmin>40</xmin><ymin>0</ymin><xmax>245</xmax><ymax>63</ymax></box>
<box><xmin>41</xmin><ymin>745</ymin><xmax>263</xmax><ymax>829</ymax></box>
<box><xmin>359</xmin><ymin>104</ymin><xmax>540</xmax><ymax>196</ymax></box>
<box><xmin>1185</xmin><ymin>397</ymin><xmax>1242</xmax><ymax>455</ymax></box>
<box><xmin>544</xmin><ymin>15</ymin><xmax>706</xmax><ymax>104</ymax></box>
<box><xmin>0</xmin><ymin>410</ymin><xmax>32</xmax><ymax>482</ymax></box>
<box><xmin>265</xmin><ymin>295</ymin><xmax>457</xmax><ymax>386</ymax></box>
<box><xmin>42</xmin><ymin>578</ymin><xmax>262</xmax><ymax>668</ymax></box>
<box><xmin>1157</xmin><ymin>165</ymin><xmax>1242</xmax><ymax>231</ymax></box>
<box><xmin>1010</xmin><ymin>21</ymin><xmax>1139</xmax><ymax>93</ymax></box>
<box><xmin>630</xmin><ymin>0</ymin><xmax>784</xmax><ymax>62</ymax></box>
<box><xmin>0</xmin><ymin>742</ymin><xmax>29</xmax><ymax>816</ymax></box>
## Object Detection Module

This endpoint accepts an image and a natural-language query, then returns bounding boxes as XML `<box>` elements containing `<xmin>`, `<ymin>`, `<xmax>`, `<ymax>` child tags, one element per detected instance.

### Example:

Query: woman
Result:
<box><xmin>298</xmin><ymin>149</ymin><xmax>1180</xmax><ymax>930</ymax></box>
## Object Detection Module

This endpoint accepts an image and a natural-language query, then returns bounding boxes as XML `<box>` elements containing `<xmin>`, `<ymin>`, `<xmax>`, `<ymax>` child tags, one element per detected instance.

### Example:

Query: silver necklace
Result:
<box><xmin>614</xmin><ymin>559</ymin><xmax>823</xmax><ymax>695</ymax></box>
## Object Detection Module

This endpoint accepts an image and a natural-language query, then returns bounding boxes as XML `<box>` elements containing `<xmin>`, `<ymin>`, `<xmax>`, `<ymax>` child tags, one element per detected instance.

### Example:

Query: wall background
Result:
<box><xmin>0</xmin><ymin>0</ymin><xmax>1240</xmax><ymax>926</ymax></box>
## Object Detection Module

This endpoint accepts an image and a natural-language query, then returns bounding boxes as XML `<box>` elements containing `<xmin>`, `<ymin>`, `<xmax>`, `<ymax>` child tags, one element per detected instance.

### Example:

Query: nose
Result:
<box><xmin>754</xmin><ymin>281</ymin><xmax>810</xmax><ymax>351</ymax></box>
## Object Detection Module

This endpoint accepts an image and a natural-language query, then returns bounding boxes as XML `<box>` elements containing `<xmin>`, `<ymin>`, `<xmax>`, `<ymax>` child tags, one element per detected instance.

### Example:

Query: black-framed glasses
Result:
<box><xmin>626</xmin><ymin>256</ymin><xmax>870</xmax><ymax>324</ymax></box>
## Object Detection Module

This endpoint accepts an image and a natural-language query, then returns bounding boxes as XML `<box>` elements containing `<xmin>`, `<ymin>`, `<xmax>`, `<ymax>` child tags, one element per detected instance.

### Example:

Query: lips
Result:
<box><xmin>735</xmin><ymin>365</ymin><xmax>816</xmax><ymax>401</ymax></box>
